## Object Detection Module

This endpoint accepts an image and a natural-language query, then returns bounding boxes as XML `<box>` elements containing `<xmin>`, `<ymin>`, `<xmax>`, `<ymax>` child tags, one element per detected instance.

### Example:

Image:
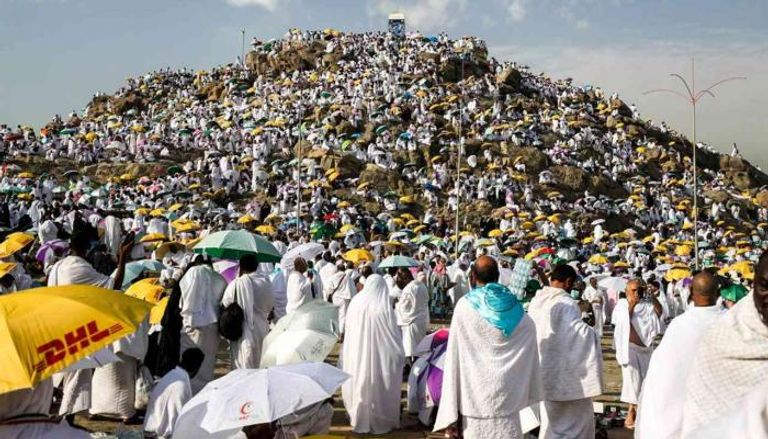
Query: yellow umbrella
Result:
<box><xmin>391</xmin><ymin>218</ymin><xmax>405</xmax><ymax>226</ymax></box>
<box><xmin>134</xmin><ymin>207</ymin><xmax>151</xmax><ymax>216</ymax></box>
<box><xmin>0</xmin><ymin>285</ymin><xmax>151</xmax><ymax>393</ymax></box>
<box><xmin>238</xmin><ymin>214</ymin><xmax>256</xmax><ymax>224</ymax></box>
<box><xmin>125</xmin><ymin>278</ymin><xmax>165</xmax><ymax>304</ymax></box>
<box><xmin>0</xmin><ymin>262</ymin><xmax>18</xmax><ymax>278</ymax></box>
<box><xmin>119</xmin><ymin>173</ymin><xmax>134</xmax><ymax>181</ymax></box>
<box><xmin>488</xmin><ymin>229</ymin><xmax>503</xmax><ymax>238</ymax></box>
<box><xmin>588</xmin><ymin>254</ymin><xmax>608</xmax><ymax>265</ymax></box>
<box><xmin>406</xmin><ymin>219</ymin><xmax>421</xmax><ymax>227</ymax></box>
<box><xmin>413</xmin><ymin>225</ymin><xmax>427</xmax><ymax>234</ymax></box>
<box><xmin>729</xmin><ymin>260</ymin><xmax>755</xmax><ymax>280</ymax></box>
<box><xmin>173</xmin><ymin>219</ymin><xmax>201</xmax><ymax>233</ymax></box>
<box><xmin>0</xmin><ymin>235</ymin><xmax>34</xmax><ymax>259</ymax></box>
<box><xmin>357</xmin><ymin>182</ymin><xmax>371</xmax><ymax>191</ymax></box>
<box><xmin>149</xmin><ymin>208</ymin><xmax>166</xmax><ymax>217</ymax></box>
<box><xmin>189</xmin><ymin>183</ymin><xmax>202</xmax><ymax>190</ymax></box>
<box><xmin>339</xmin><ymin>224</ymin><xmax>356</xmax><ymax>234</ymax></box>
<box><xmin>675</xmin><ymin>245</ymin><xmax>692</xmax><ymax>257</ymax></box>
<box><xmin>139</xmin><ymin>233</ymin><xmax>167</xmax><ymax>243</ymax></box>
<box><xmin>399</xmin><ymin>195</ymin><xmax>414</xmax><ymax>204</ymax></box>
<box><xmin>337</xmin><ymin>201</ymin><xmax>351</xmax><ymax>209</ymax></box>
<box><xmin>16</xmin><ymin>172</ymin><xmax>34</xmax><ymax>179</ymax></box>
<box><xmin>400</xmin><ymin>213</ymin><xmax>416</xmax><ymax>222</ymax></box>
<box><xmin>343</xmin><ymin>249</ymin><xmax>374</xmax><ymax>264</ymax></box>
<box><xmin>168</xmin><ymin>203</ymin><xmax>184</xmax><ymax>212</ymax></box>
<box><xmin>155</xmin><ymin>242</ymin><xmax>186</xmax><ymax>260</ymax></box>
<box><xmin>255</xmin><ymin>224</ymin><xmax>276</xmax><ymax>235</ymax></box>
<box><xmin>665</xmin><ymin>267</ymin><xmax>692</xmax><ymax>282</ymax></box>
<box><xmin>582</xmin><ymin>237</ymin><xmax>594</xmax><ymax>244</ymax></box>
<box><xmin>6</xmin><ymin>232</ymin><xmax>34</xmax><ymax>248</ymax></box>
<box><xmin>149</xmin><ymin>297</ymin><xmax>169</xmax><ymax>325</ymax></box>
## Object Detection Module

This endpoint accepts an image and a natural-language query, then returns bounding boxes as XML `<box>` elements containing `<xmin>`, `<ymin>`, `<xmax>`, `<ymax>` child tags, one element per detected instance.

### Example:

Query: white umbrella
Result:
<box><xmin>599</xmin><ymin>276</ymin><xmax>628</xmax><ymax>293</ymax></box>
<box><xmin>61</xmin><ymin>348</ymin><xmax>121</xmax><ymax>372</ymax></box>
<box><xmin>591</xmin><ymin>219</ymin><xmax>606</xmax><ymax>226</ymax></box>
<box><xmin>175</xmin><ymin>363</ymin><xmax>349</xmax><ymax>435</ymax></box>
<box><xmin>260</xmin><ymin>300</ymin><xmax>339</xmax><ymax>367</ymax></box>
<box><xmin>280</xmin><ymin>242</ymin><xmax>325</xmax><ymax>271</ymax></box>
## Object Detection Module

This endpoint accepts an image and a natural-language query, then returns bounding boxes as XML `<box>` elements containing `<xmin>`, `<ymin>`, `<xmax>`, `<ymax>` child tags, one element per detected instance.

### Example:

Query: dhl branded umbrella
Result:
<box><xmin>0</xmin><ymin>285</ymin><xmax>151</xmax><ymax>393</ymax></box>
<box><xmin>238</xmin><ymin>214</ymin><xmax>256</xmax><ymax>224</ymax></box>
<box><xmin>0</xmin><ymin>233</ymin><xmax>35</xmax><ymax>258</ymax></box>
<box><xmin>0</xmin><ymin>262</ymin><xmax>17</xmax><ymax>278</ymax></box>
<box><xmin>588</xmin><ymin>254</ymin><xmax>608</xmax><ymax>265</ymax></box>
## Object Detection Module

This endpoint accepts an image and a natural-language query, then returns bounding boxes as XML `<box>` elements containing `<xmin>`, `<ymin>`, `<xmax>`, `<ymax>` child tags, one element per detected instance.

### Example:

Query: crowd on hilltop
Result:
<box><xmin>0</xmin><ymin>28</ymin><xmax>767</xmax><ymax>439</ymax></box>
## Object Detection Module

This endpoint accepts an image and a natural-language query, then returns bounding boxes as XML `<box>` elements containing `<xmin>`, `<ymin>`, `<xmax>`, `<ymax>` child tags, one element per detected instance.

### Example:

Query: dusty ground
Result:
<box><xmin>75</xmin><ymin>324</ymin><xmax>632</xmax><ymax>438</ymax></box>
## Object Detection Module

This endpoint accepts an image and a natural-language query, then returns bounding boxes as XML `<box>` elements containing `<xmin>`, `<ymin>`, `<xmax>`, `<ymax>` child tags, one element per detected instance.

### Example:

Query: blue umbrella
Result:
<box><xmin>116</xmin><ymin>259</ymin><xmax>165</xmax><ymax>289</ymax></box>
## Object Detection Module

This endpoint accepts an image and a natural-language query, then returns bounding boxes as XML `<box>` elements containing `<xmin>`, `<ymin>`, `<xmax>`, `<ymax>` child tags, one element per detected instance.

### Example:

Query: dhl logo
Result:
<box><xmin>32</xmin><ymin>320</ymin><xmax>124</xmax><ymax>372</ymax></box>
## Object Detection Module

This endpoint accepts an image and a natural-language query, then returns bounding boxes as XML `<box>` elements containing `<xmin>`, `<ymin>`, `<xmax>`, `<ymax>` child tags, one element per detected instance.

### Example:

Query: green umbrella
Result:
<box><xmin>193</xmin><ymin>230</ymin><xmax>281</xmax><ymax>262</ymax></box>
<box><xmin>167</xmin><ymin>165</ymin><xmax>183</xmax><ymax>175</ymax></box>
<box><xmin>115</xmin><ymin>259</ymin><xmax>165</xmax><ymax>289</ymax></box>
<box><xmin>378</xmin><ymin>255</ymin><xmax>419</xmax><ymax>269</ymax></box>
<box><xmin>720</xmin><ymin>284</ymin><xmax>748</xmax><ymax>303</ymax></box>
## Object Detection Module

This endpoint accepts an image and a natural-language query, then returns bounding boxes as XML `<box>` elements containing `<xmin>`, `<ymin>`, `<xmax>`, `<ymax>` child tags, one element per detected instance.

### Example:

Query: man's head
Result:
<box><xmin>180</xmin><ymin>348</ymin><xmax>205</xmax><ymax>378</ymax></box>
<box><xmin>690</xmin><ymin>271</ymin><xmax>720</xmax><ymax>307</ymax></box>
<box><xmin>753</xmin><ymin>250</ymin><xmax>768</xmax><ymax>326</ymax></box>
<box><xmin>395</xmin><ymin>267</ymin><xmax>414</xmax><ymax>289</ymax></box>
<box><xmin>625</xmin><ymin>279</ymin><xmax>646</xmax><ymax>303</ymax></box>
<box><xmin>471</xmin><ymin>255</ymin><xmax>499</xmax><ymax>287</ymax></box>
<box><xmin>293</xmin><ymin>257</ymin><xmax>307</xmax><ymax>274</ymax></box>
<box><xmin>239</xmin><ymin>254</ymin><xmax>258</xmax><ymax>275</ymax></box>
<box><xmin>69</xmin><ymin>225</ymin><xmax>98</xmax><ymax>256</ymax></box>
<box><xmin>589</xmin><ymin>277</ymin><xmax>598</xmax><ymax>288</ymax></box>
<box><xmin>549</xmin><ymin>263</ymin><xmax>578</xmax><ymax>291</ymax></box>
<box><xmin>359</xmin><ymin>264</ymin><xmax>373</xmax><ymax>279</ymax></box>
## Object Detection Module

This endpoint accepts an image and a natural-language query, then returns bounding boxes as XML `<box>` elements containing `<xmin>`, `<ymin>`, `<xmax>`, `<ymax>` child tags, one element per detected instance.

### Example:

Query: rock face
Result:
<box><xmin>719</xmin><ymin>155</ymin><xmax>768</xmax><ymax>190</ymax></box>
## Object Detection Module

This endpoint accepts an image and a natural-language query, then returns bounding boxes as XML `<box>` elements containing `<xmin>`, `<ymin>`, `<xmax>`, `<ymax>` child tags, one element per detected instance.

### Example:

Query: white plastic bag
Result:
<box><xmin>134</xmin><ymin>364</ymin><xmax>153</xmax><ymax>410</ymax></box>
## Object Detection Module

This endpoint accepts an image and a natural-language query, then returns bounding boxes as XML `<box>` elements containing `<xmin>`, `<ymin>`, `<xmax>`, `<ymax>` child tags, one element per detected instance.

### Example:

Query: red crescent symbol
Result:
<box><xmin>240</xmin><ymin>402</ymin><xmax>253</xmax><ymax>415</ymax></box>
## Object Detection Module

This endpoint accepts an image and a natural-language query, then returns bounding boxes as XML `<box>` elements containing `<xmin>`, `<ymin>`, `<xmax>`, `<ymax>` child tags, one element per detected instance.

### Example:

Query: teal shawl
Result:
<box><xmin>464</xmin><ymin>282</ymin><xmax>524</xmax><ymax>337</ymax></box>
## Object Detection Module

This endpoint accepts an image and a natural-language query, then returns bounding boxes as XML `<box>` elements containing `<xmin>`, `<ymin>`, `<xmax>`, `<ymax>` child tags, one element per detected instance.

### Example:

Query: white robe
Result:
<box><xmin>221</xmin><ymin>272</ymin><xmax>273</xmax><ymax>369</ymax></box>
<box><xmin>103</xmin><ymin>215</ymin><xmax>122</xmax><ymax>257</ymax></box>
<box><xmin>395</xmin><ymin>280</ymin><xmax>430</xmax><ymax>357</ymax></box>
<box><xmin>611</xmin><ymin>299</ymin><xmax>661</xmax><ymax>404</ymax></box>
<box><xmin>324</xmin><ymin>270</ymin><xmax>356</xmax><ymax>334</ymax></box>
<box><xmin>434</xmin><ymin>298</ymin><xmax>542</xmax><ymax>438</ymax></box>
<box><xmin>48</xmin><ymin>255</ymin><xmax>114</xmax><ymax>415</ymax></box>
<box><xmin>635</xmin><ymin>305</ymin><xmax>723</xmax><ymax>439</ymax></box>
<box><xmin>341</xmin><ymin>275</ymin><xmax>404</xmax><ymax>434</ymax></box>
<box><xmin>179</xmin><ymin>265</ymin><xmax>226</xmax><ymax>393</ymax></box>
<box><xmin>582</xmin><ymin>286</ymin><xmax>605</xmax><ymax>337</ymax></box>
<box><xmin>527</xmin><ymin>286</ymin><xmax>603</xmax><ymax>439</ymax></box>
<box><xmin>682</xmin><ymin>293</ymin><xmax>768</xmax><ymax>436</ymax></box>
<box><xmin>685</xmin><ymin>379</ymin><xmax>768</xmax><ymax>439</ymax></box>
<box><xmin>143</xmin><ymin>367</ymin><xmax>192</xmax><ymax>439</ymax></box>
<box><xmin>270</xmin><ymin>268</ymin><xmax>288</xmax><ymax>321</ymax></box>
<box><xmin>286</xmin><ymin>271</ymin><xmax>313</xmax><ymax>314</ymax></box>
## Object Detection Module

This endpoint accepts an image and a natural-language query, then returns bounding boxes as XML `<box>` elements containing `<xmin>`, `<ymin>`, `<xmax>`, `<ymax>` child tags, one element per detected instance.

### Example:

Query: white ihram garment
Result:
<box><xmin>527</xmin><ymin>286</ymin><xmax>603</xmax><ymax>439</ymax></box>
<box><xmin>221</xmin><ymin>272</ymin><xmax>273</xmax><ymax>369</ymax></box>
<box><xmin>143</xmin><ymin>366</ymin><xmax>192</xmax><ymax>439</ymax></box>
<box><xmin>611</xmin><ymin>299</ymin><xmax>661</xmax><ymax>404</ymax></box>
<box><xmin>179</xmin><ymin>265</ymin><xmax>226</xmax><ymax>394</ymax></box>
<box><xmin>635</xmin><ymin>305</ymin><xmax>723</xmax><ymax>439</ymax></box>
<box><xmin>286</xmin><ymin>271</ymin><xmax>314</xmax><ymax>315</ymax></box>
<box><xmin>395</xmin><ymin>280</ymin><xmax>430</xmax><ymax>357</ymax></box>
<box><xmin>434</xmin><ymin>298</ymin><xmax>542</xmax><ymax>439</ymax></box>
<box><xmin>341</xmin><ymin>275</ymin><xmax>404</xmax><ymax>434</ymax></box>
<box><xmin>682</xmin><ymin>293</ymin><xmax>768</xmax><ymax>436</ymax></box>
<box><xmin>324</xmin><ymin>270</ymin><xmax>356</xmax><ymax>334</ymax></box>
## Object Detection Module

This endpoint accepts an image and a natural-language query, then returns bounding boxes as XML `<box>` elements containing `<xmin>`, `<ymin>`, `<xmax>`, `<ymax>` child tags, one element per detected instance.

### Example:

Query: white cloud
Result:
<box><xmin>226</xmin><ymin>0</ymin><xmax>280</xmax><ymax>10</ymax></box>
<box><xmin>575</xmin><ymin>19</ymin><xmax>589</xmax><ymax>29</ymax></box>
<box><xmin>506</xmin><ymin>0</ymin><xmax>528</xmax><ymax>22</ymax></box>
<box><xmin>372</xmin><ymin>0</ymin><xmax>467</xmax><ymax>32</ymax></box>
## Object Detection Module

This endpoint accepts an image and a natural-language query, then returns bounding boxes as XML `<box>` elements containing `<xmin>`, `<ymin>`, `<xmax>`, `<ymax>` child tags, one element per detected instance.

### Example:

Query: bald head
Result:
<box><xmin>690</xmin><ymin>271</ymin><xmax>720</xmax><ymax>307</ymax></box>
<box><xmin>473</xmin><ymin>255</ymin><xmax>499</xmax><ymax>286</ymax></box>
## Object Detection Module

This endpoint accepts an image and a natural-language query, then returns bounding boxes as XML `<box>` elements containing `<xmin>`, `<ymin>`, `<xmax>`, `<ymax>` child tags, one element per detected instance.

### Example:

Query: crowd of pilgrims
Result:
<box><xmin>0</xmin><ymin>28</ymin><xmax>767</xmax><ymax>439</ymax></box>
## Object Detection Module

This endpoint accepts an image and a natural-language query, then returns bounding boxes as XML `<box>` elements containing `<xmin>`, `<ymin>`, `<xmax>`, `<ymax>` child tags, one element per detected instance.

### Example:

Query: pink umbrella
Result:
<box><xmin>213</xmin><ymin>259</ymin><xmax>239</xmax><ymax>284</ymax></box>
<box><xmin>414</xmin><ymin>329</ymin><xmax>449</xmax><ymax>405</ymax></box>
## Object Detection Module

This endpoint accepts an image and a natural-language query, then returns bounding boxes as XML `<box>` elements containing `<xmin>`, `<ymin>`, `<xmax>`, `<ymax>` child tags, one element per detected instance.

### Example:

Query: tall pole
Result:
<box><xmin>296</xmin><ymin>101</ymin><xmax>303</xmax><ymax>235</ymax></box>
<box><xmin>691</xmin><ymin>59</ymin><xmax>699</xmax><ymax>270</ymax></box>
<box><xmin>241</xmin><ymin>29</ymin><xmax>246</xmax><ymax>68</ymax></box>
<box><xmin>454</xmin><ymin>54</ymin><xmax>465</xmax><ymax>259</ymax></box>
<box><xmin>644</xmin><ymin>59</ymin><xmax>744</xmax><ymax>271</ymax></box>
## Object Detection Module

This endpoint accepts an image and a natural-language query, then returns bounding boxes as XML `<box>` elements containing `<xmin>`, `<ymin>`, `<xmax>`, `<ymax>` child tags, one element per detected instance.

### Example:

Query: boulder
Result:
<box><xmin>508</xmin><ymin>147</ymin><xmax>548</xmax><ymax>174</ymax></box>
<box><xmin>496</xmin><ymin>67</ymin><xmax>522</xmax><ymax>95</ymax></box>
<box><xmin>755</xmin><ymin>191</ymin><xmax>768</xmax><ymax>208</ymax></box>
<box><xmin>551</xmin><ymin>165</ymin><xmax>589</xmax><ymax>192</ymax></box>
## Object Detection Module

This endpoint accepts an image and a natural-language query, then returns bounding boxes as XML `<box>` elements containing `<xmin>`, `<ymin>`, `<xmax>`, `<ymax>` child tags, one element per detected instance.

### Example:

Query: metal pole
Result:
<box><xmin>691</xmin><ymin>58</ymin><xmax>699</xmax><ymax>270</ymax></box>
<box><xmin>296</xmin><ymin>103</ymin><xmax>303</xmax><ymax>235</ymax></box>
<box><xmin>241</xmin><ymin>29</ymin><xmax>246</xmax><ymax>69</ymax></box>
<box><xmin>454</xmin><ymin>55</ymin><xmax>464</xmax><ymax>259</ymax></box>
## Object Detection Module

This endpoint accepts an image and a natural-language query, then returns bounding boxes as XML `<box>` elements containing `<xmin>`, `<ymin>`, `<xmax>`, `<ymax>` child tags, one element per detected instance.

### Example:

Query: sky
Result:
<box><xmin>1</xmin><ymin>0</ymin><xmax>766</xmax><ymax>168</ymax></box>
